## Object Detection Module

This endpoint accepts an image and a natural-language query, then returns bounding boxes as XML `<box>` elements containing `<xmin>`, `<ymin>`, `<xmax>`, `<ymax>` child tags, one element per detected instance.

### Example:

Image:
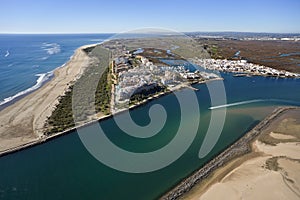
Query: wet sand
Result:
<box><xmin>0</xmin><ymin>44</ymin><xmax>96</xmax><ymax>154</ymax></box>
<box><xmin>183</xmin><ymin>107</ymin><xmax>300</xmax><ymax>200</ymax></box>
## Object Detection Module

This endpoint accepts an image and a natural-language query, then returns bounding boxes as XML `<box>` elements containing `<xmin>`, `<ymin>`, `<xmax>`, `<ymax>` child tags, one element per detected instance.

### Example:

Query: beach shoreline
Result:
<box><xmin>160</xmin><ymin>106</ymin><xmax>298</xmax><ymax>200</ymax></box>
<box><xmin>0</xmin><ymin>40</ymin><xmax>299</xmax><ymax>199</ymax></box>
<box><xmin>1</xmin><ymin>37</ymin><xmax>298</xmax><ymax>158</ymax></box>
<box><xmin>0</xmin><ymin>73</ymin><xmax>223</xmax><ymax>158</ymax></box>
<box><xmin>0</xmin><ymin>40</ymin><xmax>224</xmax><ymax>157</ymax></box>
<box><xmin>0</xmin><ymin>43</ymin><xmax>97</xmax><ymax>155</ymax></box>
<box><xmin>182</xmin><ymin>106</ymin><xmax>300</xmax><ymax>200</ymax></box>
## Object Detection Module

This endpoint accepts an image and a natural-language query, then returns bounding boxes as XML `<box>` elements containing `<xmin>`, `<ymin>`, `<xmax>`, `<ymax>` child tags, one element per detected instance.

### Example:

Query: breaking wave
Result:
<box><xmin>90</xmin><ymin>39</ymin><xmax>104</xmax><ymax>42</ymax></box>
<box><xmin>42</xmin><ymin>43</ymin><xmax>61</xmax><ymax>55</ymax></box>
<box><xmin>0</xmin><ymin>71</ymin><xmax>54</xmax><ymax>106</ymax></box>
<box><xmin>4</xmin><ymin>50</ymin><xmax>10</xmax><ymax>57</ymax></box>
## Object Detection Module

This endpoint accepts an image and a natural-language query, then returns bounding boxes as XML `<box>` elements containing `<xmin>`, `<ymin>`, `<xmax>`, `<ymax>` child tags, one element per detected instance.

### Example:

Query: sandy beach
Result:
<box><xmin>183</xmin><ymin>108</ymin><xmax>300</xmax><ymax>200</ymax></box>
<box><xmin>1</xmin><ymin>40</ymin><xmax>299</xmax><ymax>200</ymax></box>
<box><xmin>0</xmin><ymin>44</ymin><xmax>96</xmax><ymax>154</ymax></box>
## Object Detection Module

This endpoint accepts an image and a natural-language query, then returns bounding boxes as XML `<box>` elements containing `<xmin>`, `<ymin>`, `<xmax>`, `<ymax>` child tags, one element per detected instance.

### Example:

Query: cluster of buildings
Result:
<box><xmin>190</xmin><ymin>33</ymin><xmax>300</xmax><ymax>41</ymax></box>
<box><xmin>192</xmin><ymin>59</ymin><xmax>300</xmax><ymax>78</ymax></box>
<box><xmin>114</xmin><ymin>59</ymin><xmax>182</xmax><ymax>103</ymax></box>
<box><xmin>111</xmin><ymin>47</ymin><xmax>299</xmax><ymax>111</ymax></box>
<box><xmin>114</xmin><ymin>56</ymin><xmax>131</xmax><ymax>73</ymax></box>
<box><xmin>112</xmin><ymin>54</ymin><xmax>220</xmax><ymax>105</ymax></box>
<box><xmin>242</xmin><ymin>37</ymin><xmax>300</xmax><ymax>41</ymax></box>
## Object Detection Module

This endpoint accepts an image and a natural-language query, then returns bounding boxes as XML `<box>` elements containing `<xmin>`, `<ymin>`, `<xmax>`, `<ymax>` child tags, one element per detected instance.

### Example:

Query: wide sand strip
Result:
<box><xmin>183</xmin><ymin>108</ymin><xmax>300</xmax><ymax>200</ymax></box>
<box><xmin>0</xmin><ymin>44</ymin><xmax>95</xmax><ymax>153</ymax></box>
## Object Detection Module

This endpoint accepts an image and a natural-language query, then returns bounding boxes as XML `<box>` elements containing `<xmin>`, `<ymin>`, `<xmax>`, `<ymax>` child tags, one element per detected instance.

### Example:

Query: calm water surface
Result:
<box><xmin>0</xmin><ymin>72</ymin><xmax>299</xmax><ymax>200</ymax></box>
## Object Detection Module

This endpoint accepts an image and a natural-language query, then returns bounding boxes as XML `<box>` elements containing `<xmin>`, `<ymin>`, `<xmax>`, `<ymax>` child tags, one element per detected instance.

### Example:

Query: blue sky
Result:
<box><xmin>0</xmin><ymin>0</ymin><xmax>299</xmax><ymax>33</ymax></box>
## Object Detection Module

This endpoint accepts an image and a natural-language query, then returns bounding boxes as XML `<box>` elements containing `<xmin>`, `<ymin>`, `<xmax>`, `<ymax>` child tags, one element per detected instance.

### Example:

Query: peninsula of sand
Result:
<box><xmin>0</xmin><ymin>44</ymin><xmax>96</xmax><ymax>155</ymax></box>
<box><xmin>182</xmin><ymin>107</ymin><xmax>300</xmax><ymax>200</ymax></box>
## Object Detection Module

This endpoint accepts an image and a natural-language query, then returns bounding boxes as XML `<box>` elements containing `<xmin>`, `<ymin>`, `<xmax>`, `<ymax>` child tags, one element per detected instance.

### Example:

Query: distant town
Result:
<box><xmin>188</xmin><ymin>32</ymin><xmax>300</xmax><ymax>41</ymax></box>
<box><xmin>101</xmin><ymin>35</ymin><xmax>300</xmax><ymax>112</ymax></box>
<box><xmin>192</xmin><ymin>59</ymin><xmax>300</xmax><ymax>78</ymax></box>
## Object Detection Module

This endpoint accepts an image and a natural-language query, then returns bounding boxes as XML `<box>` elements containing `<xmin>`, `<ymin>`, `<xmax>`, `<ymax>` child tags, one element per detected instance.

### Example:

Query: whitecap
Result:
<box><xmin>0</xmin><ymin>71</ymin><xmax>54</xmax><ymax>106</ymax></box>
<box><xmin>4</xmin><ymin>50</ymin><xmax>10</xmax><ymax>57</ymax></box>
<box><xmin>39</xmin><ymin>56</ymin><xmax>49</xmax><ymax>60</ymax></box>
<box><xmin>90</xmin><ymin>39</ymin><xmax>104</xmax><ymax>42</ymax></box>
<box><xmin>41</xmin><ymin>43</ymin><xmax>61</xmax><ymax>55</ymax></box>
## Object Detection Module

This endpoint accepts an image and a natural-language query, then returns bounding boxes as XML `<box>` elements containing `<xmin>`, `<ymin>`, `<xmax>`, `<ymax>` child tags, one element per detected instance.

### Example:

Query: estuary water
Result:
<box><xmin>0</xmin><ymin>35</ymin><xmax>300</xmax><ymax>200</ymax></box>
<box><xmin>0</xmin><ymin>73</ymin><xmax>299</xmax><ymax>199</ymax></box>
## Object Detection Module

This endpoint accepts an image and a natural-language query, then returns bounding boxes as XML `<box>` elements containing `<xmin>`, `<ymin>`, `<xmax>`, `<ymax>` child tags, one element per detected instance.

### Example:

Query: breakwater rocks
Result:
<box><xmin>160</xmin><ymin>106</ymin><xmax>296</xmax><ymax>200</ymax></box>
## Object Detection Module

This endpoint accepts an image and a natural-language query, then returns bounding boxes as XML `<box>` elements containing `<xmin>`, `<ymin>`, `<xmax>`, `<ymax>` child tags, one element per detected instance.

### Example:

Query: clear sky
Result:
<box><xmin>1</xmin><ymin>0</ymin><xmax>299</xmax><ymax>33</ymax></box>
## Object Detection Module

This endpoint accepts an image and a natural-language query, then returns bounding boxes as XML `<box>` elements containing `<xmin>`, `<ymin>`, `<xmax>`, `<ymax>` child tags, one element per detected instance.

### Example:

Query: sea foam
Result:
<box><xmin>90</xmin><ymin>39</ymin><xmax>104</xmax><ymax>42</ymax></box>
<box><xmin>4</xmin><ymin>50</ymin><xmax>10</xmax><ymax>57</ymax></box>
<box><xmin>0</xmin><ymin>71</ymin><xmax>54</xmax><ymax>106</ymax></box>
<box><xmin>42</xmin><ymin>43</ymin><xmax>61</xmax><ymax>55</ymax></box>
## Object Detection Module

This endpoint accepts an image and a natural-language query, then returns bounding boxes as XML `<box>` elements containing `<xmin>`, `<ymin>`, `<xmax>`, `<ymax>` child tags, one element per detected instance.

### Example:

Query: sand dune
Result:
<box><xmin>184</xmin><ymin>108</ymin><xmax>300</xmax><ymax>200</ymax></box>
<box><xmin>0</xmin><ymin>44</ymin><xmax>95</xmax><ymax>154</ymax></box>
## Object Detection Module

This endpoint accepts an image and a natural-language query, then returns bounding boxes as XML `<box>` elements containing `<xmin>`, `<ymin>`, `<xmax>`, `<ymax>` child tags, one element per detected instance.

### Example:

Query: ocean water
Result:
<box><xmin>0</xmin><ymin>35</ymin><xmax>300</xmax><ymax>200</ymax></box>
<box><xmin>0</xmin><ymin>34</ymin><xmax>112</xmax><ymax>107</ymax></box>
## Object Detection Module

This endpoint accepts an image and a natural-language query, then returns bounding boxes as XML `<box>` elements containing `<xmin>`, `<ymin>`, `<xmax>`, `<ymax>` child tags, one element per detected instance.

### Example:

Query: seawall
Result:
<box><xmin>159</xmin><ymin>106</ymin><xmax>296</xmax><ymax>200</ymax></box>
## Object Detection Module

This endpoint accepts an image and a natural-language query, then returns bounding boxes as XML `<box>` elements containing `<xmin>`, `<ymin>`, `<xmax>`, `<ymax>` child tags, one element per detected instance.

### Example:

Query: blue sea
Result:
<box><xmin>0</xmin><ymin>34</ymin><xmax>113</xmax><ymax>107</ymax></box>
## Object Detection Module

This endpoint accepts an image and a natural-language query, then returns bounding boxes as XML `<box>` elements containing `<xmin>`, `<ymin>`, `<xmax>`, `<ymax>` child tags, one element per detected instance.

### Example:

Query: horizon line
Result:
<box><xmin>0</xmin><ymin>31</ymin><xmax>300</xmax><ymax>35</ymax></box>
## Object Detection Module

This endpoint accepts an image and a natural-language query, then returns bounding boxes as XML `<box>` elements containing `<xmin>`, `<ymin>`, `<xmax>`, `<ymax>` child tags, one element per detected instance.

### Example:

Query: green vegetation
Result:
<box><xmin>45</xmin><ymin>46</ymin><xmax>111</xmax><ymax>135</ymax></box>
<box><xmin>128</xmin><ymin>57</ymin><xmax>141</xmax><ymax>67</ymax></box>
<box><xmin>104</xmin><ymin>37</ymin><xmax>210</xmax><ymax>60</ymax></box>
<box><xmin>46</xmin><ymin>87</ymin><xmax>75</xmax><ymax>133</ymax></box>
<box><xmin>129</xmin><ymin>85</ymin><xmax>167</xmax><ymax>105</ymax></box>
<box><xmin>83</xmin><ymin>46</ymin><xmax>96</xmax><ymax>54</ymax></box>
<box><xmin>95</xmin><ymin>66</ymin><xmax>111</xmax><ymax>115</ymax></box>
<box><xmin>203</xmin><ymin>43</ymin><xmax>223</xmax><ymax>59</ymax></box>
